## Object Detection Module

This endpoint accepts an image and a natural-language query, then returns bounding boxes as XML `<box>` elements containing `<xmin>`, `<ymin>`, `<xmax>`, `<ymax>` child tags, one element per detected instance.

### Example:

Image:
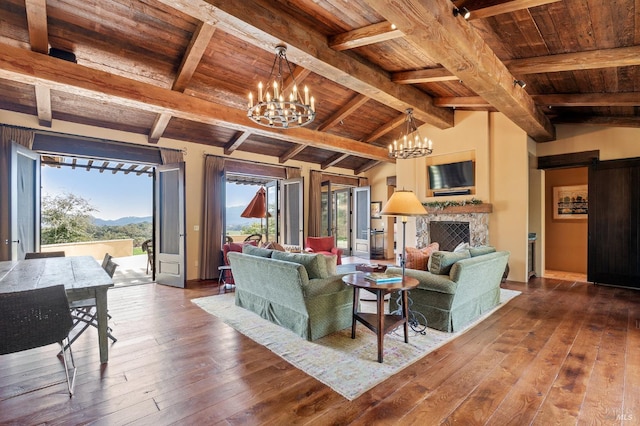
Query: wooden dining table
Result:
<box><xmin>0</xmin><ymin>256</ymin><xmax>114</xmax><ymax>363</ymax></box>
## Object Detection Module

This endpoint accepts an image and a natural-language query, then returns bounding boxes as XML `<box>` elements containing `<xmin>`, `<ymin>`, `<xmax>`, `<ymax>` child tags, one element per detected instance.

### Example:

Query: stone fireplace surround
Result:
<box><xmin>415</xmin><ymin>204</ymin><xmax>492</xmax><ymax>249</ymax></box>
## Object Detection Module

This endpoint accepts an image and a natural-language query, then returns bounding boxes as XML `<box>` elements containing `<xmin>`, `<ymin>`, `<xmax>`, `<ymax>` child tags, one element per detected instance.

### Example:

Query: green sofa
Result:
<box><xmin>386</xmin><ymin>247</ymin><xmax>509</xmax><ymax>332</ymax></box>
<box><xmin>227</xmin><ymin>247</ymin><xmax>353</xmax><ymax>341</ymax></box>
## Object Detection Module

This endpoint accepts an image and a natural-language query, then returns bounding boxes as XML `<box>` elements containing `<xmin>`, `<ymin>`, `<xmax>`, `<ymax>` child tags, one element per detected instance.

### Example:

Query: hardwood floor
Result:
<box><xmin>1</xmin><ymin>276</ymin><xmax>639</xmax><ymax>425</ymax></box>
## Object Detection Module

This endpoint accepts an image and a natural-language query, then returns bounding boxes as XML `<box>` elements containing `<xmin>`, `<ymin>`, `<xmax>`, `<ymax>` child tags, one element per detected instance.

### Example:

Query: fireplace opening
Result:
<box><xmin>429</xmin><ymin>221</ymin><xmax>470</xmax><ymax>251</ymax></box>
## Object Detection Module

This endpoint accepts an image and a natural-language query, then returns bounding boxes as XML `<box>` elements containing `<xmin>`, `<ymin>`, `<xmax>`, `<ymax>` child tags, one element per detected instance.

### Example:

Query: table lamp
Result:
<box><xmin>380</xmin><ymin>189</ymin><xmax>428</xmax><ymax>278</ymax></box>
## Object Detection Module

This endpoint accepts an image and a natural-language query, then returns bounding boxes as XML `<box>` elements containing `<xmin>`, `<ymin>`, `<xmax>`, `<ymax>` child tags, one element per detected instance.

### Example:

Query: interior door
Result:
<box><xmin>281</xmin><ymin>178</ymin><xmax>304</xmax><ymax>247</ymax></box>
<box><xmin>10</xmin><ymin>143</ymin><xmax>40</xmax><ymax>260</ymax></box>
<box><xmin>266</xmin><ymin>180</ymin><xmax>279</xmax><ymax>243</ymax></box>
<box><xmin>352</xmin><ymin>186</ymin><xmax>371</xmax><ymax>258</ymax></box>
<box><xmin>588</xmin><ymin>158</ymin><xmax>640</xmax><ymax>288</ymax></box>
<box><xmin>154</xmin><ymin>163</ymin><xmax>185</xmax><ymax>287</ymax></box>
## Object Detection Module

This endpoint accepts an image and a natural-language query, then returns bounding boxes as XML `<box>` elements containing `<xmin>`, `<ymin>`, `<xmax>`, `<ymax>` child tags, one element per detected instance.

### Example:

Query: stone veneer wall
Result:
<box><xmin>416</xmin><ymin>213</ymin><xmax>490</xmax><ymax>248</ymax></box>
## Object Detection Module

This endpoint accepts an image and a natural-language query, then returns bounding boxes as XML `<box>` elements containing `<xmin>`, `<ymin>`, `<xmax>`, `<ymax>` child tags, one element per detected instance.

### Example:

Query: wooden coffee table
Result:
<box><xmin>342</xmin><ymin>272</ymin><xmax>419</xmax><ymax>363</ymax></box>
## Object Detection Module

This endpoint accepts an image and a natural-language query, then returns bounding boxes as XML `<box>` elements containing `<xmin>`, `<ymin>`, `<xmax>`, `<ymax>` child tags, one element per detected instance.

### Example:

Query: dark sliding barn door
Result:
<box><xmin>588</xmin><ymin>158</ymin><xmax>640</xmax><ymax>289</ymax></box>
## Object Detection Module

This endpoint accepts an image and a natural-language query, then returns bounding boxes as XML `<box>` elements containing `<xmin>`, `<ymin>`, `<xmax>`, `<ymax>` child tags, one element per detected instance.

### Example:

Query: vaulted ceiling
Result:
<box><xmin>1</xmin><ymin>0</ymin><xmax>638</xmax><ymax>173</ymax></box>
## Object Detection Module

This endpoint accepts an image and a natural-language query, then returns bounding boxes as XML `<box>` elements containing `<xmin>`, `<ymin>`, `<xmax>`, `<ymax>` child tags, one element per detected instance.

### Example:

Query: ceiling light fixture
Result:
<box><xmin>388</xmin><ymin>108</ymin><xmax>433</xmax><ymax>160</ymax></box>
<box><xmin>453</xmin><ymin>6</ymin><xmax>471</xmax><ymax>20</ymax></box>
<box><xmin>514</xmin><ymin>79</ymin><xmax>527</xmax><ymax>88</ymax></box>
<box><xmin>247</xmin><ymin>45</ymin><xmax>315</xmax><ymax>129</ymax></box>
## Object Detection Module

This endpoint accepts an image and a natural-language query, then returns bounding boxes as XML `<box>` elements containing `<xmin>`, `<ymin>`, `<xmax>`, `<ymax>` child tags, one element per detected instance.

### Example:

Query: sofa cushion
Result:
<box><xmin>272</xmin><ymin>251</ymin><xmax>329</xmax><ymax>279</ymax></box>
<box><xmin>469</xmin><ymin>245</ymin><xmax>496</xmax><ymax>257</ymax></box>
<box><xmin>428</xmin><ymin>250</ymin><xmax>471</xmax><ymax>275</ymax></box>
<box><xmin>324</xmin><ymin>254</ymin><xmax>338</xmax><ymax>276</ymax></box>
<box><xmin>406</xmin><ymin>242</ymin><xmax>439</xmax><ymax>270</ymax></box>
<box><xmin>261</xmin><ymin>241</ymin><xmax>286</xmax><ymax>251</ymax></box>
<box><xmin>243</xmin><ymin>244</ymin><xmax>274</xmax><ymax>258</ymax></box>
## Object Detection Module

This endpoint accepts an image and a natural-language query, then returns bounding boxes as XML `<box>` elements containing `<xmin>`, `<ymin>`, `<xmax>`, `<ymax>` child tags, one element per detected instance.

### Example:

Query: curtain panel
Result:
<box><xmin>200</xmin><ymin>156</ymin><xmax>225</xmax><ymax>279</ymax></box>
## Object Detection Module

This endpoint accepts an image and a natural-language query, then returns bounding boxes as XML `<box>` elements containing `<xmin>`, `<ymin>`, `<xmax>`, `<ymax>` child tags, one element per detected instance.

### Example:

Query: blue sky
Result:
<box><xmin>41</xmin><ymin>165</ymin><xmax>264</xmax><ymax>220</ymax></box>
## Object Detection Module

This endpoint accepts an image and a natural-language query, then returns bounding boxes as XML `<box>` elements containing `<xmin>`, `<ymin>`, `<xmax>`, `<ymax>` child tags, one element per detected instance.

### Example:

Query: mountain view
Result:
<box><xmin>92</xmin><ymin>208</ymin><xmax>257</xmax><ymax>228</ymax></box>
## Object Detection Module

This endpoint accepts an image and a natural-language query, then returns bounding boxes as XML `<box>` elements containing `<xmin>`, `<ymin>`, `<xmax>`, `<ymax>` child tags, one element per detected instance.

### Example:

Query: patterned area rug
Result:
<box><xmin>192</xmin><ymin>288</ymin><xmax>521</xmax><ymax>400</ymax></box>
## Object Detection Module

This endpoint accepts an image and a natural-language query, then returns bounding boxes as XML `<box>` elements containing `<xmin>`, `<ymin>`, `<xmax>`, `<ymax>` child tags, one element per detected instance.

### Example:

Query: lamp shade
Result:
<box><xmin>380</xmin><ymin>190</ymin><xmax>427</xmax><ymax>217</ymax></box>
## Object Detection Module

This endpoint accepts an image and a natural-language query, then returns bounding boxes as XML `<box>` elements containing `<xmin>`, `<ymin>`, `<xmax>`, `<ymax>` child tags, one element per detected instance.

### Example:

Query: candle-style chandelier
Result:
<box><xmin>247</xmin><ymin>45</ymin><xmax>315</xmax><ymax>129</ymax></box>
<box><xmin>388</xmin><ymin>108</ymin><xmax>434</xmax><ymax>159</ymax></box>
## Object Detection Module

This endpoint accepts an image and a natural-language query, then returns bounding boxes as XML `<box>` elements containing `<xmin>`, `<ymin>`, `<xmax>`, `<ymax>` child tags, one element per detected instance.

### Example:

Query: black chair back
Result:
<box><xmin>0</xmin><ymin>285</ymin><xmax>73</xmax><ymax>355</ymax></box>
<box><xmin>24</xmin><ymin>251</ymin><xmax>66</xmax><ymax>259</ymax></box>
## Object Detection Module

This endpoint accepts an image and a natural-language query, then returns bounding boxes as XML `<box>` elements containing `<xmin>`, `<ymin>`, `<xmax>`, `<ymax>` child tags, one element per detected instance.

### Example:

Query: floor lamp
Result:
<box><xmin>380</xmin><ymin>189</ymin><xmax>428</xmax><ymax>278</ymax></box>
<box><xmin>380</xmin><ymin>189</ymin><xmax>428</xmax><ymax>333</ymax></box>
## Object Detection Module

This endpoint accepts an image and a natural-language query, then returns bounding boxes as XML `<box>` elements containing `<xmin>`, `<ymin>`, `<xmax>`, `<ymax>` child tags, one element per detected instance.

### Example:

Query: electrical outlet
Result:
<box><xmin>194</xmin><ymin>225</ymin><xmax>199</xmax><ymax>231</ymax></box>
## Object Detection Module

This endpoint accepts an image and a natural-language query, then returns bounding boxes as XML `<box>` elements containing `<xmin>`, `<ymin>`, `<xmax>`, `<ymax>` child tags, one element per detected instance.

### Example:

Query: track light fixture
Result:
<box><xmin>514</xmin><ymin>79</ymin><xmax>527</xmax><ymax>88</ymax></box>
<box><xmin>453</xmin><ymin>6</ymin><xmax>471</xmax><ymax>20</ymax></box>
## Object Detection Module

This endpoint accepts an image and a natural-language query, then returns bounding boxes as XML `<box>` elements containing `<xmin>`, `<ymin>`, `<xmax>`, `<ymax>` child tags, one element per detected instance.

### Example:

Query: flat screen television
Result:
<box><xmin>428</xmin><ymin>160</ymin><xmax>475</xmax><ymax>190</ymax></box>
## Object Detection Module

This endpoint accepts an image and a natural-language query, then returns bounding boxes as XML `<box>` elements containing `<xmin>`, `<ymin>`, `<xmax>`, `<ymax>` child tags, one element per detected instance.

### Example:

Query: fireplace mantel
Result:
<box><xmin>424</xmin><ymin>203</ymin><xmax>492</xmax><ymax>214</ymax></box>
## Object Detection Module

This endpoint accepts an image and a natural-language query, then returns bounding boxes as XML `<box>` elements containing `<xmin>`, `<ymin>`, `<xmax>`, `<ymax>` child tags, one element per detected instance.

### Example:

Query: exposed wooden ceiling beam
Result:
<box><xmin>355</xmin><ymin>160</ymin><xmax>382</xmax><ymax>174</ymax></box>
<box><xmin>329</xmin><ymin>21</ymin><xmax>403</xmax><ymax>51</ymax></box>
<box><xmin>436</xmin><ymin>93</ymin><xmax>640</xmax><ymax>108</ymax></box>
<box><xmin>321</xmin><ymin>153</ymin><xmax>349</xmax><ymax>170</ymax></box>
<box><xmin>25</xmin><ymin>0</ymin><xmax>48</xmax><ymax>54</ymax></box>
<box><xmin>173</xmin><ymin>22</ymin><xmax>216</xmax><ymax>92</ymax></box>
<box><xmin>364</xmin><ymin>0</ymin><xmax>554</xmax><ymax>142</ymax></box>
<box><xmin>25</xmin><ymin>0</ymin><xmax>52</xmax><ymax>128</ymax></box>
<box><xmin>394</xmin><ymin>46</ymin><xmax>640</xmax><ymax>84</ymax></box>
<box><xmin>224</xmin><ymin>131</ymin><xmax>252</xmax><ymax>155</ymax></box>
<box><xmin>317</xmin><ymin>94</ymin><xmax>369</xmax><ymax>132</ymax></box>
<box><xmin>0</xmin><ymin>43</ymin><xmax>392</xmax><ymax>162</ymax></box>
<box><xmin>468</xmin><ymin>0</ymin><xmax>562</xmax><ymax>20</ymax></box>
<box><xmin>279</xmin><ymin>144</ymin><xmax>307</xmax><ymax>163</ymax></box>
<box><xmin>156</xmin><ymin>0</ymin><xmax>453</xmax><ymax>129</ymax></box>
<box><xmin>148</xmin><ymin>113</ymin><xmax>172</xmax><ymax>144</ymax></box>
<box><xmin>34</xmin><ymin>85</ymin><xmax>52</xmax><ymax>127</ymax></box>
<box><xmin>551</xmin><ymin>115</ymin><xmax>640</xmax><ymax>128</ymax></box>
<box><xmin>148</xmin><ymin>22</ymin><xmax>216</xmax><ymax>143</ymax></box>
<box><xmin>362</xmin><ymin>113</ymin><xmax>407</xmax><ymax>143</ymax></box>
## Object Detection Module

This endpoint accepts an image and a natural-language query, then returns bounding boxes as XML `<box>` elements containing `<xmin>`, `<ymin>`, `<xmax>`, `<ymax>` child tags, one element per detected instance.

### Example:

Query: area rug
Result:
<box><xmin>192</xmin><ymin>288</ymin><xmax>521</xmax><ymax>400</ymax></box>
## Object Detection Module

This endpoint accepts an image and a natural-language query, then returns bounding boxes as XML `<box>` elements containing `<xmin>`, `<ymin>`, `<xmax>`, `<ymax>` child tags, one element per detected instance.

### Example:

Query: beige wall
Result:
<box><xmin>544</xmin><ymin>167</ymin><xmax>588</xmax><ymax>273</ymax></box>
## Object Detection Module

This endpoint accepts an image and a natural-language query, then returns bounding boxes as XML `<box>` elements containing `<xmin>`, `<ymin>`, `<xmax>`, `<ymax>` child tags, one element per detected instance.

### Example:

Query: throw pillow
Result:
<box><xmin>405</xmin><ymin>242</ymin><xmax>439</xmax><ymax>270</ymax></box>
<box><xmin>272</xmin><ymin>251</ymin><xmax>329</xmax><ymax>279</ymax></box>
<box><xmin>324</xmin><ymin>254</ymin><xmax>338</xmax><ymax>276</ymax></box>
<box><xmin>242</xmin><ymin>244</ymin><xmax>273</xmax><ymax>258</ymax></box>
<box><xmin>428</xmin><ymin>250</ymin><xmax>471</xmax><ymax>275</ymax></box>
<box><xmin>454</xmin><ymin>242</ymin><xmax>471</xmax><ymax>252</ymax></box>
<box><xmin>261</xmin><ymin>241</ymin><xmax>286</xmax><ymax>252</ymax></box>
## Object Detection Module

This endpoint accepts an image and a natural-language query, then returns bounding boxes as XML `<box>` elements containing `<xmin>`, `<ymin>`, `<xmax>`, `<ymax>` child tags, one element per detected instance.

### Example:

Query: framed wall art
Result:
<box><xmin>370</xmin><ymin>201</ymin><xmax>382</xmax><ymax>219</ymax></box>
<box><xmin>553</xmin><ymin>185</ymin><xmax>588</xmax><ymax>219</ymax></box>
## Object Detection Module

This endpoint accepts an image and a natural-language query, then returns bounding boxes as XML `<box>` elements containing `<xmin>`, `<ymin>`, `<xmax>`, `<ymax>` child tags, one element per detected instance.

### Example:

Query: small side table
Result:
<box><xmin>218</xmin><ymin>265</ymin><xmax>234</xmax><ymax>293</ymax></box>
<box><xmin>342</xmin><ymin>273</ymin><xmax>419</xmax><ymax>363</ymax></box>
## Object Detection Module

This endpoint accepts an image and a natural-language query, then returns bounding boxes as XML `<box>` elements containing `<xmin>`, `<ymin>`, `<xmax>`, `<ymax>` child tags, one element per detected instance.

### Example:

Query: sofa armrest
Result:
<box><xmin>386</xmin><ymin>266</ymin><xmax>457</xmax><ymax>295</ymax></box>
<box><xmin>304</xmin><ymin>275</ymin><xmax>349</xmax><ymax>298</ymax></box>
<box><xmin>330</xmin><ymin>247</ymin><xmax>343</xmax><ymax>257</ymax></box>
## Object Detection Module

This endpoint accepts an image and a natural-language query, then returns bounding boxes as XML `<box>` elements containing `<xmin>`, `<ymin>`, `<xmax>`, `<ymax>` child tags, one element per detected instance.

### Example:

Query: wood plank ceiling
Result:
<box><xmin>0</xmin><ymin>0</ymin><xmax>638</xmax><ymax>173</ymax></box>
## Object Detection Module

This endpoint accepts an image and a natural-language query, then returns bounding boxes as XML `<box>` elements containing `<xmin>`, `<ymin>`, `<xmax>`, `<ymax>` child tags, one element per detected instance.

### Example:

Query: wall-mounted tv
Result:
<box><xmin>428</xmin><ymin>160</ymin><xmax>475</xmax><ymax>190</ymax></box>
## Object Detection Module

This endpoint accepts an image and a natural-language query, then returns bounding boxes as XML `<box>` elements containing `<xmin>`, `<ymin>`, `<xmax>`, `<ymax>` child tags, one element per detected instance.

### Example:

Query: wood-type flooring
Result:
<box><xmin>0</xmin><ymin>275</ymin><xmax>638</xmax><ymax>425</ymax></box>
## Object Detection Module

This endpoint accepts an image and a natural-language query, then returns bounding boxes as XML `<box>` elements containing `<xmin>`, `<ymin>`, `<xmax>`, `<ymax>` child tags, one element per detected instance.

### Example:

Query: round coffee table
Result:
<box><xmin>342</xmin><ymin>272</ymin><xmax>419</xmax><ymax>363</ymax></box>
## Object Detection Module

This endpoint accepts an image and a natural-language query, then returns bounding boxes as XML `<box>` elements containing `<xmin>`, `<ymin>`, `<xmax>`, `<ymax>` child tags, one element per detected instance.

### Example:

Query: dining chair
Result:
<box><xmin>66</xmin><ymin>253</ymin><xmax>118</xmax><ymax>348</ymax></box>
<box><xmin>24</xmin><ymin>251</ymin><xmax>66</xmax><ymax>259</ymax></box>
<box><xmin>244</xmin><ymin>233</ymin><xmax>263</xmax><ymax>244</ymax></box>
<box><xmin>0</xmin><ymin>285</ymin><xmax>77</xmax><ymax>396</ymax></box>
<box><xmin>141</xmin><ymin>239</ymin><xmax>154</xmax><ymax>274</ymax></box>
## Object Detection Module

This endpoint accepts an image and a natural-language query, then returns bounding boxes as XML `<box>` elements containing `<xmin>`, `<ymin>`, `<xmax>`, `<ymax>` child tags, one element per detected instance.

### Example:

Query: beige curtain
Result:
<box><xmin>1</xmin><ymin>126</ymin><xmax>35</xmax><ymax>149</ymax></box>
<box><xmin>160</xmin><ymin>148</ymin><xmax>184</xmax><ymax>164</ymax></box>
<box><xmin>286</xmin><ymin>166</ymin><xmax>301</xmax><ymax>179</ymax></box>
<box><xmin>200</xmin><ymin>155</ymin><xmax>225</xmax><ymax>279</ymax></box>
<box><xmin>308</xmin><ymin>170</ymin><xmax>323</xmax><ymax>237</ymax></box>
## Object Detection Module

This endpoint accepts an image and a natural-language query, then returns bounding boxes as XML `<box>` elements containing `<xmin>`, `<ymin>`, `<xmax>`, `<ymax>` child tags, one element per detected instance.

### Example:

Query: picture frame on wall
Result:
<box><xmin>370</xmin><ymin>201</ymin><xmax>382</xmax><ymax>219</ymax></box>
<box><xmin>553</xmin><ymin>185</ymin><xmax>588</xmax><ymax>219</ymax></box>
